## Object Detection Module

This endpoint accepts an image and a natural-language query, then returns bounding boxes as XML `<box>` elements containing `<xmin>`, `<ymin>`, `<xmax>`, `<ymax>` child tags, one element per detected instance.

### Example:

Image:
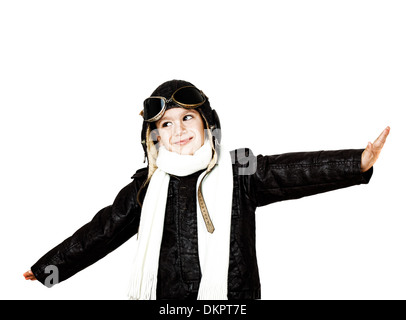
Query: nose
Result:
<box><xmin>173</xmin><ymin>120</ymin><xmax>186</xmax><ymax>136</ymax></box>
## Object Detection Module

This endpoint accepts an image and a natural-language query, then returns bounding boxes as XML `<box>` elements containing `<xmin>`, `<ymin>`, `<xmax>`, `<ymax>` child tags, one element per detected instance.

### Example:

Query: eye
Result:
<box><xmin>161</xmin><ymin>121</ymin><xmax>172</xmax><ymax>128</ymax></box>
<box><xmin>183</xmin><ymin>114</ymin><xmax>193</xmax><ymax>121</ymax></box>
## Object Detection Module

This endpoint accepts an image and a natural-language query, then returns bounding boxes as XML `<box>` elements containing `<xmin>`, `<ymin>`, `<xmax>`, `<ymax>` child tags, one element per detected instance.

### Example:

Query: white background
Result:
<box><xmin>1</xmin><ymin>0</ymin><xmax>405</xmax><ymax>300</ymax></box>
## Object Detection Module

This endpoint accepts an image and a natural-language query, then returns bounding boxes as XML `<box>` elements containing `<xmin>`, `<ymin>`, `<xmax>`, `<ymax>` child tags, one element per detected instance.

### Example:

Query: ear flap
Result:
<box><xmin>212</xmin><ymin>109</ymin><xmax>221</xmax><ymax>130</ymax></box>
<box><xmin>211</xmin><ymin>109</ymin><xmax>221</xmax><ymax>145</ymax></box>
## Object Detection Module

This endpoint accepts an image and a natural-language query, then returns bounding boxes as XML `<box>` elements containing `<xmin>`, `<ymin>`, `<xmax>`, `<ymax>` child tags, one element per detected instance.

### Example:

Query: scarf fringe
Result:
<box><xmin>128</xmin><ymin>271</ymin><xmax>157</xmax><ymax>300</ymax></box>
<box><xmin>197</xmin><ymin>283</ymin><xmax>228</xmax><ymax>300</ymax></box>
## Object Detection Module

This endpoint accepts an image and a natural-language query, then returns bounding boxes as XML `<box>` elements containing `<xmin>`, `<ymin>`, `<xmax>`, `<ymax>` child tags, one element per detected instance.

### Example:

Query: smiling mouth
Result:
<box><xmin>173</xmin><ymin>137</ymin><xmax>193</xmax><ymax>146</ymax></box>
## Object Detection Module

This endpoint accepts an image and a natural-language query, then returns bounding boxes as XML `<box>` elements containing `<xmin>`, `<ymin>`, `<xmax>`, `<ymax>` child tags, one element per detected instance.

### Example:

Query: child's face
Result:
<box><xmin>155</xmin><ymin>107</ymin><xmax>205</xmax><ymax>155</ymax></box>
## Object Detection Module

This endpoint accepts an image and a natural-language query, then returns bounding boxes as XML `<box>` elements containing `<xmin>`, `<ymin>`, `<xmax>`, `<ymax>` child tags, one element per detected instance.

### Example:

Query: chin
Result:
<box><xmin>172</xmin><ymin>144</ymin><xmax>201</xmax><ymax>156</ymax></box>
<box><xmin>178</xmin><ymin>148</ymin><xmax>196</xmax><ymax>156</ymax></box>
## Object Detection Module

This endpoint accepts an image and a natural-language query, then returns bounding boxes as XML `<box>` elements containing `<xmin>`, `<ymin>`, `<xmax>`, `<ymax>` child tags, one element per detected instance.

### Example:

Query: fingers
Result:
<box><xmin>23</xmin><ymin>270</ymin><xmax>37</xmax><ymax>281</ymax></box>
<box><xmin>373</xmin><ymin>126</ymin><xmax>390</xmax><ymax>149</ymax></box>
<box><xmin>360</xmin><ymin>126</ymin><xmax>390</xmax><ymax>173</ymax></box>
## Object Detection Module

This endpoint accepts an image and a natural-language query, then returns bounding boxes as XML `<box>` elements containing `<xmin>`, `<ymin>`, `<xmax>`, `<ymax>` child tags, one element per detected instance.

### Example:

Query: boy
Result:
<box><xmin>25</xmin><ymin>80</ymin><xmax>389</xmax><ymax>299</ymax></box>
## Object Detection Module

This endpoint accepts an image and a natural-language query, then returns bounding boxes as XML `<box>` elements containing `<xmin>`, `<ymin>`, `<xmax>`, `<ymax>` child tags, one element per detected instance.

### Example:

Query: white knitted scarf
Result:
<box><xmin>128</xmin><ymin>139</ymin><xmax>233</xmax><ymax>300</ymax></box>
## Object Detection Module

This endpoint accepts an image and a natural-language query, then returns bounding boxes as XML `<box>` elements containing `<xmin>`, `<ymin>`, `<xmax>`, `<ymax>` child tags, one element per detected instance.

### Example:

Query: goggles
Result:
<box><xmin>142</xmin><ymin>86</ymin><xmax>207</xmax><ymax>122</ymax></box>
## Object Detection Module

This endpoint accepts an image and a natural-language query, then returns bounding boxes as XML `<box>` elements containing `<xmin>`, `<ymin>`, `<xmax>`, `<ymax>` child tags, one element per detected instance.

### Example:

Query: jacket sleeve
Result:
<box><xmin>246</xmin><ymin>148</ymin><xmax>373</xmax><ymax>207</ymax></box>
<box><xmin>31</xmin><ymin>178</ymin><xmax>143</xmax><ymax>287</ymax></box>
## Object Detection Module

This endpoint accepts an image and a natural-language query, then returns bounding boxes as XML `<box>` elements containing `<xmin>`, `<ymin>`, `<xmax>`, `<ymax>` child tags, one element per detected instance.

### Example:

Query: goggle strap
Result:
<box><xmin>197</xmin><ymin>176</ymin><xmax>215</xmax><ymax>234</ymax></box>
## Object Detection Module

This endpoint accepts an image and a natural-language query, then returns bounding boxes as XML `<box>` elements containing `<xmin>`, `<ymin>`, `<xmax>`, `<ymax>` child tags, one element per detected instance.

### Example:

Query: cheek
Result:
<box><xmin>157</xmin><ymin>130</ymin><xmax>171</xmax><ymax>145</ymax></box>
<box><xmin>194</xmin><ymin>121</ymin><xmax>205</xmax><ymax>142</ymax></box>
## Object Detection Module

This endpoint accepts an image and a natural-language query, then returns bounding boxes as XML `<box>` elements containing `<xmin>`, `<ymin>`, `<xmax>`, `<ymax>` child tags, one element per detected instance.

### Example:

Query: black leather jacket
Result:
<box><xmin>31</xmin><ymin>148</ymin><xmax>372</xmax><ymax>299</ymax></box>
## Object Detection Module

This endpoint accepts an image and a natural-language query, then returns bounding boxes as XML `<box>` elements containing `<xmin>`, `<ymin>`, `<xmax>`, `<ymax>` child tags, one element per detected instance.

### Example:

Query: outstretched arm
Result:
<box><xmin>361</xmin><ymin>126</ymin><xmax>390</xmax><ymax>173</ymax></box>
<box><xmin>23</xmin><ymin>178</ymin><xmax>143</xmax><ymax>287</ymax></box>
<box><xmin>245</xmin><ymin>127</ymin><xmax>390</xmax><ymax>207</ymax></box>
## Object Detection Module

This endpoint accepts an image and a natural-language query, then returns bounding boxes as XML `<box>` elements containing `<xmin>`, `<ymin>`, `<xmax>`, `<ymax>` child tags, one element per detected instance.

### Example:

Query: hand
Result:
<box><xmin>361</xmin><ymin>126</ymin><xmax>390</xmax><ymax>173</ymax></box>
<box><xmin>23</xmin><ymin>270</ymin><xmax>37</xmax><ymax>281</ymax></box>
